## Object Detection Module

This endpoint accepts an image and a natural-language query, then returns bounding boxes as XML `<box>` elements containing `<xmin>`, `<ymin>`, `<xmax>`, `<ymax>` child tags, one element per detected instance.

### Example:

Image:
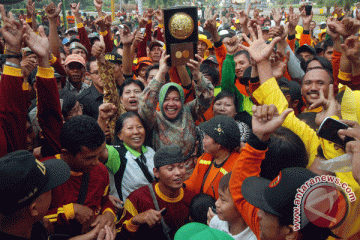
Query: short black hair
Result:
<box><xmin>218</xmin><ymin>172</ymin><xmax>232</xmax><ymax>192</ymax></box>
<box><xmin>114</xmin><ymin>111</ymin><xmax>145</xmax><ymax>142</ymax></box>
<box><xmin>303</xmin><ymin>56</ymin><xmax>333</xmax><ymax>73</ymax></box>
<box><xmin>61</xmin><ymin>92</ymin><xmax>77</xmax><ymax>120</ymax></box>
<box><xmin>119</xmin><ymin>78</ymin><xmax>145</xmax><ymax>96</ymax></box>
<box><xmin>323</xmin><ymin>37</ymin><xmax>334</xmax><ymax>52</ymax></box>
<box><xmin>145</xmin><ymin>63</ymin><xmax>159</xmax><ymax>81</ymax></box>
<box><xmin>200</xmin><ymin>63</ymin><xmax>220</xmax><ymax>86</ymax></box>
<box><xmin>234</xmin><ymin>50</ymin><xmax>250</xmax><ymax>62</ymax></box>
<box><xmin>189</xmin><ymin>193</ymin><xmax>216</xmax><ymax>225</ymax></box>
<box><xmin>60</xmin><ymin>115</ymin><xmax>105</xmax><ymax>156</ymax></box>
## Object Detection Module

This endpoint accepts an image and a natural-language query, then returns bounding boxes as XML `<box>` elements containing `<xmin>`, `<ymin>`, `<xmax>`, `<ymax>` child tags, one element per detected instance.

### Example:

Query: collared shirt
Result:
<box><xmin>77</xmin><ymin>84</ymin><xmax>103</xmax><ymax>119</ymax></box>
<box><xmin>63</xmin><ymin>79</ymin><xmax>89</xmax><ymax>95</ymax></box>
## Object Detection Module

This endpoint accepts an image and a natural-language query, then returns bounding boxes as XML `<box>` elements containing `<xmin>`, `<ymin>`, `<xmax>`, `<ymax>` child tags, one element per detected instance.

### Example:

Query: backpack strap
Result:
<box><xmin>147</xmin><ymin>184</ymin><xmax>172</xmax><ymax>240</ymax></box>
<box><xmin>112</xmin><ymin>144</ymin><xmax>128</xmax><ymax>202</ymax></box>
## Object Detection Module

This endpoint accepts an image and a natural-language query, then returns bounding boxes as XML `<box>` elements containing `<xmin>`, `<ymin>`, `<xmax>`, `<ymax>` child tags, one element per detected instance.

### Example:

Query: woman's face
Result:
<box><xmin>120</xmin><ymin>83</ymin><xmax>142</xmax><ymax>112</ymax></box>
<box><xmin>213</xmin><ymin>97</ymin><xmax>237</xmax><ymax>119</ymax></box>
<box><xmin>118</xmin><ymin>116</ymin><xmax>146</xmax><ymax>152</ymax></box>
<box><xmin>163</xmin><ymin>90</ymin><xmax>182</xmax><ymax>120</ymax></box>
<box><xmin>202</xmin><ymin>134</ymin><xmax>220</xmax><ymax>154</ymax></box>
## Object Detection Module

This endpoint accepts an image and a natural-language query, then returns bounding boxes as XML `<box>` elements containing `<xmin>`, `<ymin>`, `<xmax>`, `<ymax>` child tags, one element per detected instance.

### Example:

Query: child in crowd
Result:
<box><xmin>207</xmin><ymin>172</ymin><xmax>256</xmax><ymax>240</ymax></box>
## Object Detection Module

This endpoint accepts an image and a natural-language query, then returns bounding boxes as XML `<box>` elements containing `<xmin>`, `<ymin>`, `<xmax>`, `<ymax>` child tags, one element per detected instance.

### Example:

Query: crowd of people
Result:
<box><xmin>1</xmin><ymin>0</ymin><xmax>360</xmax><ymax>239</ymax></box>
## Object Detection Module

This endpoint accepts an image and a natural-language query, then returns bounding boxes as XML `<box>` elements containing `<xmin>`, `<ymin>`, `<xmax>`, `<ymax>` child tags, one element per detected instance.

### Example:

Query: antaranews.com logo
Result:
<box><xmin>293</xmin><ymin>175</ymin><xmax>355</xmax><ymax>231</ymax></box>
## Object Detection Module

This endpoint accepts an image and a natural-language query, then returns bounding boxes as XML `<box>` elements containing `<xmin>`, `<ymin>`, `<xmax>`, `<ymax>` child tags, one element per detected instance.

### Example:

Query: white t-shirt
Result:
<box><xmin>209</xmin><ymin>215</ymin><xmax>257</xmax><ymax>240</ymax></box>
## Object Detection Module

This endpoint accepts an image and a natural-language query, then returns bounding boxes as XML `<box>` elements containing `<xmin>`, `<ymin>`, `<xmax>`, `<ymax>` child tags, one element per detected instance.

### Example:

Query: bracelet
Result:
<box><xmin>5</xmin><ymin>61</ymin><xmax>21</xmax><ymax>68</ymax></box>
<box><xmin>5</xmin><ymin>49</ymin><xmax>20</xmax><ymax>54</ymax></box>
<box><xmin>1</xmin><ymin>54</ymin><xmax>22</xmax><ymax>59</ymax></box>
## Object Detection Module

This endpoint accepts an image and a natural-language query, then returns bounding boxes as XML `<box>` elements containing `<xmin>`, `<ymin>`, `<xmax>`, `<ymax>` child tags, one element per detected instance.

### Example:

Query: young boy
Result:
<box><xmin>208</xmin><ymin>172</ymin><xmax>256</xmax><ymax>240</ymax></box>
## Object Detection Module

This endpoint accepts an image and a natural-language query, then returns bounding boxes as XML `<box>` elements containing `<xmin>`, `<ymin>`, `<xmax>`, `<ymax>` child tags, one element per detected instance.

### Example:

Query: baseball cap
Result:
<box><xmin>296</xmin><ymin>44</ymin><xmax>316</xmax><ymax>56</ymax></box>
<box><xmin>65</xmin><ymin>28</ymin><xmax>78</xmax><ymax>34</ymax></box>
<box><xmin>0</xmin><ymin>150</ymin><xmax>70</xmax><ymax>215</ymax></box>
<box><xmin>202</xmin><ymin>55</ymin><xmax>218</xmax><ymax>65</ymax></box>
<box><xmin>69</xmin><ymin>35</ymin><xmax>80</xmax><ymax>44</ymax></box>
<box><xmin>148</xmin><ymin>40</ymin><xmax>164</xmax><ymax>50</ymax></box>
<box><xmin>199</xmin><ymin>115</ymin><xmax>240</xmax><ymax>150</ymax></box>
<box><xmin>278</xmin><ymin>77</ymin><xmax>302</xmax><ymax>101</ymax></box>
<box><xmin>218</xmin><ymin>29</ymin><xmax>234</xmax><ymax>41</ymax></box>
<box><xmin>65</xmin><ymin>54</ymin><xmax>86</xmax><ymax>67</ymax></box>
<box><xmin>104</xmin><ymin>52</ymin><xmax>123</xmax><ymax>64</ymax></box>
<box><xmin>242</xmin><ymin>167</ymin><xmax>348</xmax><ymax>230</ymax></box>
<box><xmin>70</xmin><ymin>42</ymin><xmax>88</xmax><ymax>55</ymax></box>
<box><xmin>135</xmin><ymin>57</ymin><xmax>153</xmax><ymax>71</ymax></box>
<box><xmin>174</xmin><ymin>222</ymin><xmax>233</xmax><ymax>240</ymax></box>
<box><xmin>62</xmin><ymin>38</ymin><xmax>70</xmax><ymax>45</ymax></box>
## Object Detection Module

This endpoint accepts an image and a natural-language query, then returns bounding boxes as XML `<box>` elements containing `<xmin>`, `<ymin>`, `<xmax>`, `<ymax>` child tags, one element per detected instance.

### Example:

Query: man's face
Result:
<box><xmin>65</xmin><ymin>142</ymin><xmax>106</xmax><ymax>173</ymax></box>
<box><xmin>234</xmin><ymin>53</ymin><xmax>250</xmax><ymax>79</ymax></box>
<box><xmin>71</xmin><ymin>48</ymin><xmax>87</xmax><ymax>60</ymax></box>
<box><xmin>149</xmin><ymin>45</ymin><xmax>162</xmax><ymax>62</ymax></box>
<box><xmin>63</xmin><ymin>44</ymin><xmax>70</xmax><ymax>55</ymax></box>
<box><xmin>264</xmin><ymin>21</ymin><xmax>271</xmax><ymax>28</ymax></box>
<box><xmin>137</xmin><ymin>64</ymin><xmax>148</xmax><ymax>79</ymax></box>
<box><xmin>197</xmin><ymin>40</ymin><xmax>208</xmax><ymax>58</ymax></box>
<box><xmin>301</xmin><ymin>68</ymin><xmax>332</xmax><ymax>106</ymax></box>
<box><xmin>310</xmin><ymin>21</ymin><xmax>316</xmax><ymax>31</ymax></box>
<box><xmin>257</xmin><ymin>209</ymin><xmax>290</xmax><ymax>240</ymax></box>
<box><xmin>146</xmin><ymin>68</ymin><xmax>159</xmax><ymax>86</ymax></box>
<box><xmin>299</xmin><ymin>51</ymin><xmax>314</xmax><ymax>62</ymax></box>
<box><xmin>87</xmin><ymin>61</ymin><xmax>102</xmax><ymax>90</ymax></box>
<box><xmin>66</xmin><ymin>62</ymin><xmax>86</xmax><ymax>84</ymax></box>
<box><xmin>154</xmin><ymin>162</ymin><xmax>186</xmax><ymax>191</ymax></box>
<box><xmin>324</xmin><ymin>46</ymin><xmax>334</xmax><ymax>62</ymax></box>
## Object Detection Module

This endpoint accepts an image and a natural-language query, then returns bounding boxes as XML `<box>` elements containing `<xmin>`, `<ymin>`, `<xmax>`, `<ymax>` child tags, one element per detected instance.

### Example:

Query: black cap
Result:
<box><xmin>278</xmin><ymin>77</ymin><xmax>302</xmax><ymax>101</ymax></box>
<box><xmin>0</xmin><ymin>150</ymin><xmax>70</xmax><ymax>215</ymax></box>
<box><xmin>199</xmin><ymin>115</ymin><xmax>240</xmax><ymax>150</ymax></box>
<box><xmin>154</xmin><ymin>145</ymin><xmax>184</xmax><ymax>169</ymax></box>
<box><xmin>69</xmin><ymin>35</ymin><xmax>80</xmax><ymax>44</ymax></box>
<box><xmin>296</xmin><ymin>44</ymin><xmax>316</xmax><ymax>56</ymax></box>
<box><xmin>104</xmin><ymin>52</ymin><xmax>123</xmax><ymax>64</ymax></box>
<box><xmin>242</xmin><ymin>167</ymin><xmax>348</xmax><ymax>230</ymax></box>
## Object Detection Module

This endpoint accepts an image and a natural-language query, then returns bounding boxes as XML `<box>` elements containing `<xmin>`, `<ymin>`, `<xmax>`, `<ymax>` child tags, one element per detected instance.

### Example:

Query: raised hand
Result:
<box><xmin>309</xmin><ymin>84</ymin><xmax>340</xmax><ymax>126</ymax></box>
<box><xmin>253</xmin><ymin>6</ymin><xmax>260</xmax><ymax>20</ymax></box>
<box><xmin>98</xmin><ymin>103</ymin><xmax>117</xmax><ymax>121</ymax></box>
<box><xmin>95</xmin><ymin>17</ymin><xmax>107</xmax><ymax>32</ymax></box>
<box><xmin>238</xmin><ymin>10</ymin><xmax>249</xmax><ymax>26</ymax></box>
<box><xmin>326</xmin><ymin>17</ymin><xmax>340</xmax><ymax>40</ymax></box>
<box><xmin>186</xmin><ymin>54</ymin><xmax>202</xmax><ymax>81</ymax></box>
<box><xmin>240</xmin><ymin>24</ymin><xmax>281</xmax><ymax>64</ymax></box>
<box><xmin>131</xmin><ymin>30</ymin><xmax>144</xmax><ymax>49</ymax></box>
<box><xmin>21</xmin><ymin>56</ymin><xmax>38</xmax><ymax>78</ymax></box>
<box><xmin>223</xmin><ymin>36</ymin><xmax>240</xmax><ymax>55</ymax></box>
<box><xmin>156</xmin><ymin>50</ymin><xmax>170</xmax><ymax>78</ymax></box>
<box><xmin>300</xmin><ymin>6</ymin><xmax>313</xmax><ymax>29</ymax></box>
<box><xmin>26</xmin><ymin>0</ymin><xmax>35</xmax><ymax>19</ymax></box>
<box><xmin>204</xmin><ymin>14</ymin><xmax>217</xmax><ymax>35</ymax></box>
<box><xmin>271</xmin><ymin>50</ymin><xmax>290</xmax><ymax>80</ymax></box>
<box><xmin>0</xmin><ymin>6</ymin><xmax>24</xmax><ymax>52</ymax></box>
<box><xmin>23</xmin><ymin>23</ymin><xmax>50</xmax><ymax>59</ymax></box>
<box><xmin>341</xmin><ymin>35</ymin><xmax>360</xmax><ymax>64</ymax></box>
<box><xmin>92</xmin><ymin>35</ymin><xmax>105</xmax><ymax>59</ymax></box>
<box><xmin>252</xmin><ymin>104</ymin><xmax>293</xmax><ymax>142</ymax></box>
<box><xmin>271</xmin><ymin>8</ymin><xmax>282</xmax><ymax>26</ymax></box>
<box><xmin>70</xmin><ymin>2</ymin><xmax>81</xmax><ymax>16</ymax></box>
<box><xmin>94</xmin><ymin>0</ymin><xmax>103</xmax><ymax>11</ymax></box>
<box><xmin>154</xmin><ymin>9</ymin><xmax>164</xmax><ymax>24</ymax></box>
<box><xmin>45</xmin><ymin>2</ymin><xmax>62</xmax><ymax>20</ymax></box>
<box><xmin>120</xmin><ymin>24</ymin><xmax>136</xmax><ymax>45</ymax></box>
<box><xmin>327</xmin><ymin>17</ymin><xmax>360</xmax><ymax>38</ymax></box>
<box><xmin>287</xmin><ymin>11</ymin><xmax>300</xmax><ymax>34</ymax></box>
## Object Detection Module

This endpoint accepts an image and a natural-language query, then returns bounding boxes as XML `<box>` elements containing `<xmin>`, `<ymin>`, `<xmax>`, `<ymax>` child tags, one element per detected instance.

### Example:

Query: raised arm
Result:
<box><xmin>45</xmin><ymin>2</ymin><xmax>62</xmax><ymax>59</ymax></box>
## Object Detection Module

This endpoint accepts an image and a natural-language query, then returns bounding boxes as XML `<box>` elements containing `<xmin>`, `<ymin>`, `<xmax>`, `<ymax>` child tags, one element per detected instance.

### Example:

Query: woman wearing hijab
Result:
<box><xmin>138</xmin><ymin>52</ymin><xmax>214</xmax><ymax>158</ymax></box>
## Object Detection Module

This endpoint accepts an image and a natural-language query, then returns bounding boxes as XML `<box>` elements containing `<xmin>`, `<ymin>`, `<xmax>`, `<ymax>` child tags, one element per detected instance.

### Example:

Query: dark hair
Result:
<box><xmin>218</xmin><ymin>172</ymin><xmax>232</xmax><ymax>192</ymax></box>
<box><xmin>262</xmin><ymin>19</ymin><xmax>271</xmax><ymax>26</ymax></box>
<box><xmin>119</xmin><ymin>78</ymin><xmax>145</xmax><ymax>96</ymax></box>
<box><xmin>260</xmin><ymin>127</ymin><xmax>308</xmax><ymax>180</ymax></box>
<box><xmin>61</xmin><ymin>92</ymin><xmax>77</xmax><ymax>120</ymax></box>
<box><xmin>297</xmin><ymin>112</ymin><xmax>318</xmax><ymax>130</ymax></box>
<box><xmin>234</xmin><ymin>50</ymin><xmax>250</xmax><ymax>62</ymax></box>
<box><xmin>189</xmin><ymin>193</ymin><xmax>216</xmax><ymax>225</ymax></box>
<box><xmin>86</xmin><ymin>56</ymin><xmax>97</xmax><ymax>72</ymax></box>
<box><xmin>114</xmin><ymin>111</ymin><xmax>145</xmax><ymax>137</ymax></box>
<box><xmin>323</xmin><ymin>37</ymin><xmax>334</xmax><ymax>52</ymax></box>
<box><xmin>60</xmin><ymin>115</ymin><xmax>105</xmax><ymax>156</ymax></box>
<box><xmin>200</xmin><ymin>63</ymin><xmax>220</xmax><ymax>86</ymax></box>
<box><xmin>145</xmin><ymin>63</ymin><xmax>159</xmax><ymax>81</ymax></box>
<box><xmin>213</xmin><ymin>91</ymin><xmax>240</xmax><ymax>114</ymax></box>
<box><xmin>302</xmin><ymin>66</ymin><xmax>334</xmax><ymax>85</ymax></box>
<box><xmin>303</xmin><ymin>56</ymin><xmax>333</xmax><ymax>73</ymax></box>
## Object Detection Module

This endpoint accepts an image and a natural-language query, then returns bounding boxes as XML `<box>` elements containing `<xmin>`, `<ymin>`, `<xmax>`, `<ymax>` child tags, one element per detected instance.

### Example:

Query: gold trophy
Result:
<box><xmin>164</xmin><ymin>7</ymin><xmax>198</xmax><ymax>66</ymax></box>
